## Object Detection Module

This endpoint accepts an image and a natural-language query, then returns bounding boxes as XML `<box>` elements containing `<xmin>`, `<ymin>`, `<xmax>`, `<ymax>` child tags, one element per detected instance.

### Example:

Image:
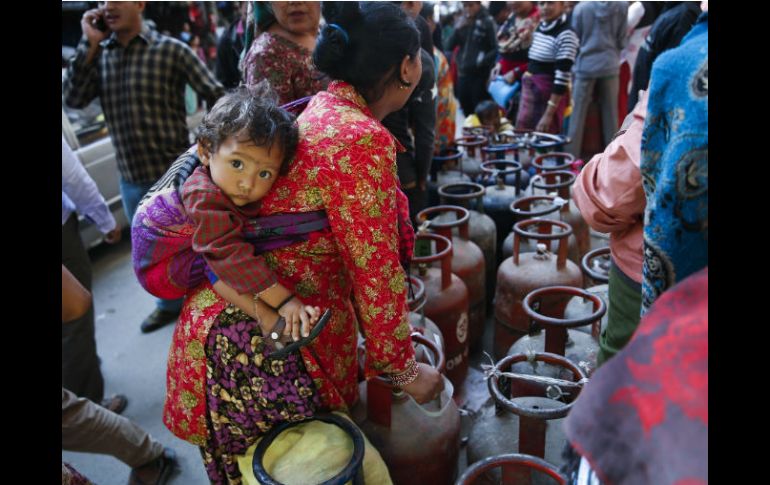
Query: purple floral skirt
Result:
<box><xmin>200</xmin><ymin>307</ymin><xmax>321</xmax><ymax>484</ymax></box>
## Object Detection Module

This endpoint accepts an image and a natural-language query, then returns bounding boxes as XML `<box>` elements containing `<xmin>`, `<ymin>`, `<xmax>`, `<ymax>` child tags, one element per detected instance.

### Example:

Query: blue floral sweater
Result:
<box><xmin>640</xmin><ymin>12</ymin><xmax>708</xmax><ymax>314</ymax></box>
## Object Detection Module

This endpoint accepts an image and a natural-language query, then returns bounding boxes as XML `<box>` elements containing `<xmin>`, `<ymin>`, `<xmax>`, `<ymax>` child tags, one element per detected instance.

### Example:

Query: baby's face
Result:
<box><xmin>200</xmin><ymin>136</ymin><xmax>284</xmax><ymax>207</ymax></box>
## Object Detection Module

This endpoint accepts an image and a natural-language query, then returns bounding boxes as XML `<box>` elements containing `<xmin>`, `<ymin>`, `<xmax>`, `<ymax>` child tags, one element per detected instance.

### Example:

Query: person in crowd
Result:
<box><xmin>63</xmin><ymin>1</ymin><xmax>224</xmax><ymax>334</ymax></box>
<box><xmin>241</xmin><ymin>1</ymin><xmax>327</xmax><ymax>105</ymax></box>
<box><xmin>639</xmin><ymin>8</ymin><xmax>707</xmax><ymax>314</ymax></box>
<box><xmin>420</xmin><ymin>3</ymin><xmax>458</xmax><ymax>154</ymax></box>
<box><xmin>515</xmin><ymin>1</ymin><xmax>579</xmax><ymax>133</ymax></box>
<box><xmin>383</xmin><ymin>47</ymin><xmax>436</xmax><ymax>224</ymax></box>
<box><xmin>62</xmin><ymin>136</ymin><xmax>126</xmax><ymax>412</ymax></box>
<box><xmin>565</xmin><ymin>1</ymin><xmax>628</xmax><ymax>160</ymax></box>
<box><xmin>562</xmin><ymin>267</ymin><xmax>707</xmax><ymax>485</ymax></box>
<box><xmin>572</xmin><ymin>92</ymin><xmax>648</xmax><ymax>365</ymax></box>
<box><xmin>62</xmin><ymin>266</ymin><xmax>177</xmax><ymax>485</ymax></box>
<box><xmin>397</xmin><ymin>1</ymin><xmax>434</xmax><ymax>53</ymax></box>
<box><xmin>627</xmin><ymin>1</ymin><xmax>701</xmax><ymax>111</ymax></box>
<box><xmin>494</xmin><ymin>1</ymin><xmax>540</xmax><ymax>78</ymax></box>
<box><xmin>463</xmin><ymin>99</ymin><xmax>515</xmax><ymax>135</ymax></box>
<box><xmin>446</xmin><ymin>1</ymin><xmax>498</xmax><ymax>116</ymax></box>
<box><xmin>214</xmin><ymin>1</ymin><xmax>247</xmax><ymax>89</ymax></box>
<box><xmin>133</xmin><ymin>3</ymin><xmax>443</xmax><ymax>482</ymax></box>
<box><xmin>488</xmin><ymin>1</ymin><xmax>512</xmax><ymax>26</ymax></box>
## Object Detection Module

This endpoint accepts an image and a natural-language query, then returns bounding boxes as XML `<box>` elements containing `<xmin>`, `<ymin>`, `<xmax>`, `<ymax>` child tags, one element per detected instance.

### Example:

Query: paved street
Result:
<box><xmin>62</xmin><ymin>237</ymin><xmax>209</xmax><ymax>484</ymax></box>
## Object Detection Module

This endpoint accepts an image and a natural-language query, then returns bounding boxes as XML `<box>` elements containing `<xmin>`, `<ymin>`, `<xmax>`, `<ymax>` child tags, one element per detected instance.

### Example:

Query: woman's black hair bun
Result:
<box><xmin>313</xmin><ymin>2</ymin><xmax>362</xmax><ymax>76</ymax></box>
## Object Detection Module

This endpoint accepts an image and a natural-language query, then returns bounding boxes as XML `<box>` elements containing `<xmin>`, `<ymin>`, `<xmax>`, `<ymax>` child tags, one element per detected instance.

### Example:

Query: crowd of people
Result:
<box><xmin>61</xmin><ymin>2</ymin><xmax>707</xmax><ymax>485</ymax></box>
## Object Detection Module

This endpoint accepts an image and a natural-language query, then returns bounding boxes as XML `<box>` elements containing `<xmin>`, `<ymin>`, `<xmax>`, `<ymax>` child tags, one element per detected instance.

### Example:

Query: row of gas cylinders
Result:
<box><xmin>345</xmin><ymin>131</ymin><xmax>611</xmax><ymax>484</ymax></box>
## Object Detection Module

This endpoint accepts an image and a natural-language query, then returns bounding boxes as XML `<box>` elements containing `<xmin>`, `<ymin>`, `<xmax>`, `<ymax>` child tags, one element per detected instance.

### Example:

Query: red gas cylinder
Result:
<box><xmin>352</xmin><ymin>334</ymin><xmax>461</xmax><ymax>485</ymax></box>
<box><xmin>417</xmin><ymin>206</ymin><xmax>486</xmax><ymax>352</ymax></box>
<box><xmin>411</xmin><ymin>233</ymin><xmax>470</xmax><ymax>389</ymax></box>
<box><xmin>466</xmin><ymin>351</ymin><xmax>587</xmax><ymax>485</ymax></box>
<box><xmin>532</xmin><ymin>152</ymin><xmax>575</xmax><ymax>173</ymax></box>
<box><xmin>437</xmin><ymin>183</ymin><xmax>497</xmax><ymax>308</ymax></box>
<box><xmin>502</xmin><ymin>195</ymin><xmax>562</xmax><ymax>260</ymax></box>
<box><xmin>406</xmin><ymin>275</ymin><xmax>445</xmax><ymax>362</ymax></box>
<box><xmin>456</xmin><ymin>134</ymin><xmax>489</xmax><ymax>180</ymax></box>
<box><xmin>567</xmin><ymin>247</ymin><xmax>610</xmax><ymax>338</ymax></box>
<box><xmin>507</xmin><ymin>286</ymin><xmax>607</xmax><ymax>377</ymax></box>
<box><xmin>458</xmin><ymin>454</ymin><xmax>567</xmax><ymax>485</ymax></box>
<box><xmin>493</xmin><ymin>219</ymin><xmax>583</xmax><ymax>360</ymax></box>
<box><xmin>429</xmin><ymin>147</ymin><xmax>472</xmax><ymax>207</ymax></box>
<box><xmin>531</xmin><ymin>170</ymin><xmax>590</xmax><ymax>265</ymax></box>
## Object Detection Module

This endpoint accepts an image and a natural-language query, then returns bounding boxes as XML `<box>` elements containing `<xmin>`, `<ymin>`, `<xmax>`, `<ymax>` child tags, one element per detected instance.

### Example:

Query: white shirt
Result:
<box><xmin>61</xmin><ymin>135</ymin><xmax>116</xmax><ymax>234</ymax></box>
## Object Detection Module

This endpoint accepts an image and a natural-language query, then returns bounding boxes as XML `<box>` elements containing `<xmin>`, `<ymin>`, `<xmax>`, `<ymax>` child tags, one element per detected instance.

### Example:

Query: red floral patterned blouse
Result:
<box><xmin>242</xmin><ymin>32</ymin><xmax>327</xmax><ymax>105</ymax></box>
<box><xmin>259</xmin><ymin>81</ymin><xmax>416</xmax><ymax>410</ymax></box>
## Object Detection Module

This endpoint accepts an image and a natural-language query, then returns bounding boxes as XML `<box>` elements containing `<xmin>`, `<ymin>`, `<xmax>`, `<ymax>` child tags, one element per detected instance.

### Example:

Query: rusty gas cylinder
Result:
<box><xmin>428</xmin><ymin>148</ymin><xmax>472</xmax><ymax>207</ymax></box>
<box><xmin>480</xmin><ymin>160</ymin><xmax>525</xmax><ymax>255</ymax></box>
<box><xmin>531</xmin><ymin>170</ymin><xmax>590</xmax><ymax>265</ymax></box>
<box><xmin>507</xmin><ymin>286</ymin><xmax>606</xmax><ymax>377</ymax></box>
<box><xmin>411</xmin><ymin>233</ymin><xmax>470</xmax><ymax>388</ymax></box>
<box><xmin>502</xmin><ymin>195</ymin><xmax>562</xmax><ymax>260</ymax></box>
<box><xmin>481</xmin><ymin>144</ymin><xmax>531</xmax><ymax>190</ymax></box>
<box><xmin>406</xmin><ymin>275</ymin><xmax>445</xmax><ymax>362</ymax></box>
<box><xmin>352</xmin><ymin>333</ymin><xmax>461</xmax><ymax>485</ymax></box>
<box><xmin>456</xmin><ymin>134</ymin><xmax>488</xmax><ymax>180</ymax></box>
<box><xmin>567</xmin><ymin>247</ymin><xmax>611</xmax><ymax>338</ymax></box>
<box><xmin>493</xmin><ymin>219</ymin><xmax>583</xmax><ymax>360</ymax></box>
<box><xmin>437</xmin><ymin>183</ymin><xmax>497</xmax><ymax>307</ymax></box>
<box><xmin>458</xmin><ymin>454</ymin><xmax>567</xmax><ymax>485</ymax></box>
<box><xmin>466</xmin><ymin>351</ymin><xmax>586</xmax><ymax>485</ymax></box>
<box><xmin>417</xmin><ymin>206</ymin><xmax>486</xmax><ymax>352</ymax></box>
<box><xmin>532</xmin><ymin>152</ymin><xmax>575</xmax><ymax>173</ymax></box>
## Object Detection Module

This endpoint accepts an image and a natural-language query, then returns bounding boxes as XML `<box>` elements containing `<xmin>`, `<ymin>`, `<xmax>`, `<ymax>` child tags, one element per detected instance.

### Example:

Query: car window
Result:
<box><xmin>62</xmin><ymin>68</ymin><xmax>110</xmax><ymax>148</ymax></box>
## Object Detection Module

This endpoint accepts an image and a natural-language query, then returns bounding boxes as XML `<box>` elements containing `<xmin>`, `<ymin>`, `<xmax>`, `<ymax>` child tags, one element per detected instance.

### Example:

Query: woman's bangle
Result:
<box><xmin>390</xmin><ymin>359</ymin><xmax>420</xmax><ymax>388</ymax></box>
<box><xmin>273</xmin><ymin>294</ymin><xmax>295</xmax><ymax>313</ymax></box>
<box><xmin>547</xmin><ymin>100</ymin><xmax>558</xmax><ymax>108</ymax></box>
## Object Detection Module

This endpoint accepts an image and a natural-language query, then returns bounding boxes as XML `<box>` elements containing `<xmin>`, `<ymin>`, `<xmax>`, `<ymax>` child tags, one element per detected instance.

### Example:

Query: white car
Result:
<box><xmin>62</xmin><ymin>74</ymin><xmax>204</xmax><ymax>249</ymax></box>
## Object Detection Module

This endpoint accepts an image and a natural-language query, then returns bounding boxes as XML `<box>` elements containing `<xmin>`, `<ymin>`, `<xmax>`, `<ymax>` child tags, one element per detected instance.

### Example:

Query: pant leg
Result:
<box><xmin>62</xmin><ymin>388</ymin><xmax>164</xmax><ymax>469</ymax></box>
<box><xmin>597</xmin><ymin>75</ymin><xmax>620</xmax><ymax>147</ymax></box>
<box><xmin>119</xmin><ymin>178</ymin><xmax>184</xmax><ymax>315</ymax></box>
<box><xmin>62</xmin><ymin>214</ymin><xmax>104</xmax><ymax>403</ymax></box>
<box><xmin>597</xmin><ymin>263</ymin><xmax>643</xmax><ymax>366</ymax></box>
<box><xmin>457</xmin><ymin>76</ymin><xmax>475</xmax><ymax>117</ymax></box>
<box><xmin>470</xmin><ymin>73</ymin><xmax>491</xmax><ymax>113</ymax></box>
<box><xmin>565</xmin><ymin>76</ymin><xmax>594</xmax><ymax>158</ymax></box>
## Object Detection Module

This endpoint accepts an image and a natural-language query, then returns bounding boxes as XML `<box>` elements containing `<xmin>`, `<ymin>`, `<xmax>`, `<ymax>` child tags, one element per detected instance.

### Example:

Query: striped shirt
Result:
<box><xmin>63</xmin><ymin>24</ymin><xmax>224</xmax><ymax>184</ymax></box>
<box><xmin>527</xmin><ymin>13</ymin><xmax>579</xmax><ymax>94</ymax></box>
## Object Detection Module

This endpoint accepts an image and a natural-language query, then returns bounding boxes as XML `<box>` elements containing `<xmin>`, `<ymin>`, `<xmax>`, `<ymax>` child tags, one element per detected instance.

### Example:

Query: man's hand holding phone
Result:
<box><xmin>81</xmin><ymin>8</ymin><xmax>110</xmax><ymax>45</ymax></box>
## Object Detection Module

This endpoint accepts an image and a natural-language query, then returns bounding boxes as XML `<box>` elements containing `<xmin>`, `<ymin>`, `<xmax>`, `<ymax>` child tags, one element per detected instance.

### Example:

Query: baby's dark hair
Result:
<box><xmin>196</xmin><ymin>83</ymin><xmax>299</xmax><ymax>175</ymax></box>
<box><xmin>475</xmin><ymin>100</ymin><xmax>501</xmax><ymax>122</ymax></box>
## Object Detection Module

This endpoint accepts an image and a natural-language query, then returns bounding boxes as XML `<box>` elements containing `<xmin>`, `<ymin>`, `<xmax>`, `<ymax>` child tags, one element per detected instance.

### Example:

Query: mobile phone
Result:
<box><xmin>93</xmin><ymin>15</ymin><xmax>108</xmax><ymax>32</ymax></box>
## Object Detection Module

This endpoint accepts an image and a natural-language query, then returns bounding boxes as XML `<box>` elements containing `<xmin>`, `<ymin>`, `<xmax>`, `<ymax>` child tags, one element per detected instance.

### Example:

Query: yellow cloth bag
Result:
<box><xmin>236</xmin><ymin>412</ymin><xmax>392</xmax><ymax>485</ymax></box>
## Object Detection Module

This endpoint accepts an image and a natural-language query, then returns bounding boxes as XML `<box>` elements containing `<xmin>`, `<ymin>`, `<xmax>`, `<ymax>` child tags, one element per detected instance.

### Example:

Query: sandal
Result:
<box><xmin>262</xmin><ymin>309</ymin><xmax>332</xmax><ymax>360</ymax></box>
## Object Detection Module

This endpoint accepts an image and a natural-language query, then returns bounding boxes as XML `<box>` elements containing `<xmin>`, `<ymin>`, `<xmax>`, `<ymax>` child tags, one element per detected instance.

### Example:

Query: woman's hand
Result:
<box><xmin>277</xmin><ymin>297</ymin><xmax>321</xmax><ymax>341</ymax></box>
<box><xmin>536</xmin><ymin>110</ymin><xmax>555</xmax><ymax>133</ymax></box>
<box><xmin>401</xmin><ymin>363</ymin><xmax>444</xmax><ymax>404</ymax></box>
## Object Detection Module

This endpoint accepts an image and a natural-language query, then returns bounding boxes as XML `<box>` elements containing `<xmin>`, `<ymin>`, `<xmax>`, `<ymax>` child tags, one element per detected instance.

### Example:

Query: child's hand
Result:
<box><xmin>277</xmin><ymin>297</ymin><xmax>321</xmax><ymax>341</ymax></box>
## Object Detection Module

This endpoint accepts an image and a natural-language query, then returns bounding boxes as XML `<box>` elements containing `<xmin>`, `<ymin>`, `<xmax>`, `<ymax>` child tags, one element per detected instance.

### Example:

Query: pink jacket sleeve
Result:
<box><xmin>572</xmin><ymin>91</ymin><xmax>648</xmax><ymax>234</ymax></box>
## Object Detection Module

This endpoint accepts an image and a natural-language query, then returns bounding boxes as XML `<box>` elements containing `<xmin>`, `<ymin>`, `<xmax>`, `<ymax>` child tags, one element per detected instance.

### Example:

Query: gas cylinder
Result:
<box><xmin>530</xmin><ymin>170</ymin><xmax>590</xmax><ymax>265</ymax></box>
<box><xmin>406</xmin><ymin>275</ymin><xmax>445</xmax><ymax>360</ymax></box>
<box><xmin>437</xmin><ymin>182</ymin><xmax>497</xmax><ymax>308</ymax></box>
<box><xmin>458</xmin><ymin>454</ymin><xmax>567</xmax><ymax>485</ymax></box>
<box><xmin>455</xmin><ymin>134</ymin><xmax>488</xmax><ymax>180</ymax></box>
<box><xmin>466</xmin><ymin>351</ymin><xmax>587</xmax><ymax>485</ymax></box>
<box><xmin>531</xmin><ymin>152</ymin><xmax>575</xmax><ymax>173</ymax></box>
<box><xmin>507</xmin><ymin>286</ymin><xmax>607</xmax><ymax>377</ymax></box>
<box><xmin>493</xmin><ymin>219</ymin><xmax>583</xmax><ymax>360</ymax></box>
<box><xmin>500</xmin><ymin>131</ymin><xmax>570</xmax><ymax>170</ymax></box>
<box><xmin>428</xmin><ymin>148</ymin><xmax>472</xmax><ymax>207</ymax></box>
<box><xmin>480</xmin><ymin>160</ymin><xmax>525</xmax><ymax>255</ymax></box>
<box><xmin>502</xmin><ymin>195</ymin><xmax>562</xmax><ymax>260</ymax></box>
<box><xmin>352</xmin><ymin>334</ymin><xmax>461</xmax><ymax>485</ymax></box>
<box><xmin>410</xmin><ymin>233</ymin><xmax>470</xmax><ymax>389</ymax></box>
<box><xmin>417</xmin><ymin>206</ymin><xmax>486</xmax><ymax>352</ymax></box>
<box><xmin>567</xmin><ymin>247</ymin><xmax>610</xmax><ymax>338</ymax></box>
<box><xmin>480</xmin><ymin>144</ymin><xmax>531</xmax><ymax>190</ymax></box>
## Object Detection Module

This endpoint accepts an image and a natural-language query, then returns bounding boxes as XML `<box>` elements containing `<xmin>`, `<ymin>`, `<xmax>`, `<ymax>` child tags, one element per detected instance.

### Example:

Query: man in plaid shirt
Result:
<box><xmin>64</xmin><ymin>1</ymin><xmax>225</xmax><ymax>334</ymax></box>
